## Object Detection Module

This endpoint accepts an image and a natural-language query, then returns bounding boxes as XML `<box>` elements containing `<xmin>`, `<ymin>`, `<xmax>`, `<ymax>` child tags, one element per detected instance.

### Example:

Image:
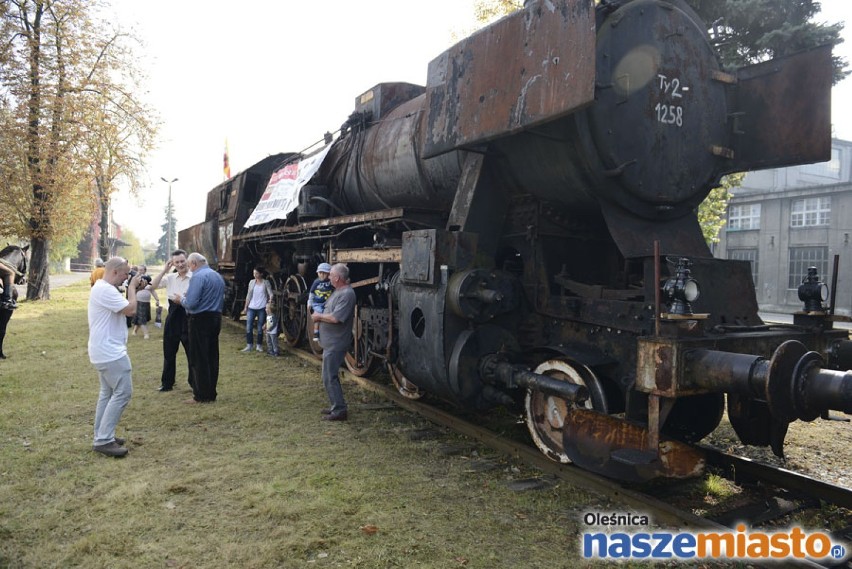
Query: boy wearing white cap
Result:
<box><xmin>308</xmin><ymin>263</ymin><xmax>334</xmax><ymax>341</ymax></box>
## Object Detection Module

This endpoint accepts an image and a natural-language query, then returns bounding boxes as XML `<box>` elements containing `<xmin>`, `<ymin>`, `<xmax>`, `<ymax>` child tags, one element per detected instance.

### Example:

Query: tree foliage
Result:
<box><xmin>473</xmin><ymin>0</ymin><xmax>523</xmax><ymax>25</ymax></box>
<box><xmin>116</xmin><ymin>228</ymin><xmax>144</xmax><ymax>266</ymax></box>
<box><xmin>689</xmin><ymin>0</ymin><xmax>848</xmax><ymax>84</ymax></box>
<box><xmin>0</xmin><ymin>0</ymin><xmax>157</xmax><ymax>300</ymax></box>
<box><xmin>698</xmin><ymin>173</ymin><xmax>744</xmax><ymax>244</ymax></box>
<box><xmin>155</xmin><ymin>198</ymin><xmax>177</xmax><ymax>262</ymax></box>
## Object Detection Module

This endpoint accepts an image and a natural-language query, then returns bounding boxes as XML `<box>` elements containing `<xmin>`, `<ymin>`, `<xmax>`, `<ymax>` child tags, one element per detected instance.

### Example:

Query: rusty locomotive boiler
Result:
<box><xmin>180</xmin><ymin>0</ymin><xmax>852</xmax><ymax>482</ymax></box>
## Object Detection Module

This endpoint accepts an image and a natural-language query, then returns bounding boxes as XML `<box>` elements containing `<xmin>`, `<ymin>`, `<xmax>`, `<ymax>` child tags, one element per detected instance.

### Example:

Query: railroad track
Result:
<box><xmin>285</xmin><ymin>344</ymin><xmax>851</xmax><ymax>568</ymax></box>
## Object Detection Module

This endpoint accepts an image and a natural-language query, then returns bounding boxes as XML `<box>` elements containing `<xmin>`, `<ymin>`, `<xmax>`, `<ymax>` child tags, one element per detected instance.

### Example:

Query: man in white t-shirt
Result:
<box><xmin>88</xmin><ymin>257</ymin><xmax>141</xmax><ymax>457</ymax></box>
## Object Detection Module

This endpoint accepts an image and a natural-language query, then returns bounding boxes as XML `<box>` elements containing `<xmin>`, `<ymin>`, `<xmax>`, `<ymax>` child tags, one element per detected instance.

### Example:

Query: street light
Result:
<box><xmin>160</xmin><ymin>177</ymin><xmax>178</xmax><ymax>255</ymax></box>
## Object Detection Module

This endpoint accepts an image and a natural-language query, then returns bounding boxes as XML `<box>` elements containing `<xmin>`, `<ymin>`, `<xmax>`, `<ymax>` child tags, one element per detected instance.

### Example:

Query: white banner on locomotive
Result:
<box><xmin>243</xmin><ymin>143</ymin><xmax>333</xmax><ymax>228</ymax></box>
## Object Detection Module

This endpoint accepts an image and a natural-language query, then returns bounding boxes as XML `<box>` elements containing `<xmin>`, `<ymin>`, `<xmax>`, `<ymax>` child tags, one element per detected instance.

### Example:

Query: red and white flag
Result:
<box><xmin>223</xmin><ymin>139</ymin><xmax>231</xmax><ymax>180</ymax></box>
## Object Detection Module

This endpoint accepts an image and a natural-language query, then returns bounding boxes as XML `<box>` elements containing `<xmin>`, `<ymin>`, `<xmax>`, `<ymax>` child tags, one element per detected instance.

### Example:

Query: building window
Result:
<box><xmin>800</xmin><ymin>147</ymin><xmax>841</xmax><ymax>179</ymax></box>
<box><xmin>728</xmin><ymin>203</ymin><xmax>761</xmax><ymax>230</ymax></box>
<box><xmin>729</xmin><ymin>249</ymin><xmax>759</xmax><ymax>285</ymax></box>
<box><xmin>788</xmin><ymin>247</ymin><xmax>828</xmax><ymax>289</ymax></box>
<box><xmin>791</xmin><ymin>196</ymin><xmax>831</xmax><ymax>227</ymax></box>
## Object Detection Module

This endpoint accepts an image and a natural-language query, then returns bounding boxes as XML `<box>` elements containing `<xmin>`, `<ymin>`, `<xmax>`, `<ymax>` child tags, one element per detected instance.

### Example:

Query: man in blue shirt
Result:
<box><xmin>180</xmin><ymin>252</ymin><xmax>225</xmax><ymax>403</ymax></box>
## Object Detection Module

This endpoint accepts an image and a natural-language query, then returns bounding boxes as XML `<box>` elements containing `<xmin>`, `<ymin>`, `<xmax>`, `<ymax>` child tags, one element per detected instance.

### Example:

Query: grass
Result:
<box><xmin>702</xmin><ymin>474</ymin><xmax>737</xmax><ymax>500</ymax></box>
<box><xmin>0</xmin><ymin>281</ymin><xmax>630</xmax><ymax>569</ymax></box>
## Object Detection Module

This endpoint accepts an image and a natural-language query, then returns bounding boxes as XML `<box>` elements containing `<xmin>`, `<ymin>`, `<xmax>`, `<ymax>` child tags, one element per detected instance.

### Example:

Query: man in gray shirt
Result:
<box><xmin>311</xmin><ymin>263</ymin><xmax>356</xmax><ymax>421</ymax></box>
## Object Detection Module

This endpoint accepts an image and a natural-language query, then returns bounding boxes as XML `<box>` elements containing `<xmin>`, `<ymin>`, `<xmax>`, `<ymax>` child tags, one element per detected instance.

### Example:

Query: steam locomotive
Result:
<box><xmin>180</xmin><ymin>0</ymin><xmax>852</xmax><ymax>482</ymax></box>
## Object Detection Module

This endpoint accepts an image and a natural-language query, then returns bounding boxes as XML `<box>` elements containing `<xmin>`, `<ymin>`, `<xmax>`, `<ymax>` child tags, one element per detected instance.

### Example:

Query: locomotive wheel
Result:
<box><xmin>281</xmin><ymin>274</ymin><xmax>307</xmax><ymax>347</ymax></box>
<box><xmin>525</xmin><ymin>359</ymin><xmax>608</xmax><ymax>464</ymax></box>
<box><xmin>344</xmin><ymin>303</ymin><xmax>379</xmax><ymax>377</ymax></box>
<box><xmin>388</xmin><ymin>362</ymin><xmax>423</xmax><ymax>399</ymax></box>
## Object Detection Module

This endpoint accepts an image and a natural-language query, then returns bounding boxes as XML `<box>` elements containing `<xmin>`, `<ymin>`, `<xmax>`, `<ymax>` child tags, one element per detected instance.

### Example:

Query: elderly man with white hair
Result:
<box><xmin>310</xmin><ymin>263</ymin><xmax>356</xmax><ymax>421</ymax></box>
<box><xmin>181</xmin><ymin>252</ymin><xmax>225</xmax><ymax>403</ymax></box>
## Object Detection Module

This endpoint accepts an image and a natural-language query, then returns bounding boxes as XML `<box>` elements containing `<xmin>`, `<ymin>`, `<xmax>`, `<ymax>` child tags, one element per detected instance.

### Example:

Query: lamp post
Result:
<box><xmin>160</xmin><ymin>177</ymin><xmax>178</xmax><ymax>255</ymax></box>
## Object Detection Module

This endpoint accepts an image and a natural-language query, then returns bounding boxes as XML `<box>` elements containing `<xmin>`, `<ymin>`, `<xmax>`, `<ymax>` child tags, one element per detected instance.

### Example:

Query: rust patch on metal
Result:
<box><xmin>563</xmin><ymin>409</ymin><xmax>705</xmax><ymax>481</ymax></box>
<box><xmin>423</xmin><ymin>0</ymin><xmax>595</xmax><ymax>157</ymax></box>
<box><xmin>654</xmin><ymin>345</ymin><xmax>673</xmax><ymax>393</ymax></box>
<box><xmin>331</xmin><ymin>248</ymin><xmax>402</xmax><ymax>264</ymax></box>
<box><xmin>729</xmin><ymin>46</ymin><xmax>832</xmax><ymax>172</ymax></box>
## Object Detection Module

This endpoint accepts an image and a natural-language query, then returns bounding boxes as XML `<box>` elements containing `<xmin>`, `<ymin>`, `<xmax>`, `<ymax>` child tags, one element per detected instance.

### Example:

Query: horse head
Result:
<box><xmin>0</xmin><ymin>245</ymin><xmax>28</xmax><ymax>285</ymax></box>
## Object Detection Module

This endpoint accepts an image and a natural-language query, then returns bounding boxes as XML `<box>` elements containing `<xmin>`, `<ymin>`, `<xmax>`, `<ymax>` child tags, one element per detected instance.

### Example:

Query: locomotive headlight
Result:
<box><xmin>798</xmin><ymin>266</ymin><xmax>828</xmax><ymax>313</ymax></box>
<box><xmin>663</xmin><ymin>257</ymin><xmax>700</xmax><ymax>316</ymax></box>
<box><xmin>682</xmin><ymin>278</ymin><xmax>700</xmax><ymax>303</ymax></box>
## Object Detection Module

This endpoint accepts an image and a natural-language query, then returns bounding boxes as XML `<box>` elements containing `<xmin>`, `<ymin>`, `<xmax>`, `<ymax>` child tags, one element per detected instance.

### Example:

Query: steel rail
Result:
<box><xmin>701</xmin><ymin>445</ymin><xmax>852</xmax><ymax>510</ymax></box>
<box><xmin>280</xmin><ymin>343</ymin><xmax>833</xmax><ymax>569</ymax></box>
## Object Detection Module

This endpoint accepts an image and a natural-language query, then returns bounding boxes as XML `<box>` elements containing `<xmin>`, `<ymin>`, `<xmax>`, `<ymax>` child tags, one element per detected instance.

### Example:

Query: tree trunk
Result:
<box><xmin>98</xmin><ymin>194</ymin><xmax>110</xmax><ymax>261</ymax></box>
<box><xmin>26</xmin><ymin>237</ymin><xmax>50</xmax><ymax>301</ymax></box>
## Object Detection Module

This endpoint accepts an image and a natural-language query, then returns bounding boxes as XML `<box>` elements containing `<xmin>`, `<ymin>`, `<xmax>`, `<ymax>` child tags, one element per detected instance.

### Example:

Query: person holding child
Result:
<box><xmin>307</xmin><ymin>262</ymin><xmax>334</xmax><ymax>341</ymax></box>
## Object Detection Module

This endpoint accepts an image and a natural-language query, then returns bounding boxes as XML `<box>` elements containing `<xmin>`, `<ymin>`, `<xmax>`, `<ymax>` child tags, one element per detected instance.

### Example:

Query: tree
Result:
<box><xmin>473</xmin><ymin>0</ymin><xmax>522</xmax><ymax>25</ymax></box>
<box><xmin>155</xmin><ymin>198</ymin><xmax>177</xmax><ymax>262</ymax></box>
<box><xmin>690</xmin><ymin>0</ymin><xmax>849</xmax><ymax>84</ymax></box>
<box><xmin>698</xmin><ymin>173</ymin><xmax>744</xmax><ymax>245</ymax></box>
<box><xmin>0</xmin><ymin>0</ymin><xmax>157</xmax><ymax>300</ymax></box>
<box><xmin>116</xmin><ymin>228</ymin><xmax>144</xmax><ymax>266</ymax></box>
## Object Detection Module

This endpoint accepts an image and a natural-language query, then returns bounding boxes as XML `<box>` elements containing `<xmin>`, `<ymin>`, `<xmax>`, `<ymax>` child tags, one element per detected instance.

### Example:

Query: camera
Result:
<box><xmin>129</xmin><ymin>270</ymin><xmax>137</xmax><ymax>278</ymax></box>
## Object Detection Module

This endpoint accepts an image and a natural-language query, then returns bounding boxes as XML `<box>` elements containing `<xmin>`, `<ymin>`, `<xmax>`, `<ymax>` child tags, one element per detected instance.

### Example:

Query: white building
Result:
<box><xmin>716</xmin><ymin>138</ymin><xmax>852</xmax><ymax>315</ymax></box>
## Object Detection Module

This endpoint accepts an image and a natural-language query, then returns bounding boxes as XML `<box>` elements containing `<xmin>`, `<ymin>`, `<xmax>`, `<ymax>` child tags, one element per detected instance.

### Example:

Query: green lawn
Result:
<box><xmin>0</xmin><ymin>281</ymin><xmax>612</xmax><ymax>569</ymax></box>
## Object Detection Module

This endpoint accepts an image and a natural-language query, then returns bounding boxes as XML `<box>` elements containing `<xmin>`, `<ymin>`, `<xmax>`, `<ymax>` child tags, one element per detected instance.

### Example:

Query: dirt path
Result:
<box><xmin>14</xmin><ymin>271</ymin><xmax>90</xmax><ymax>296</ymax></box>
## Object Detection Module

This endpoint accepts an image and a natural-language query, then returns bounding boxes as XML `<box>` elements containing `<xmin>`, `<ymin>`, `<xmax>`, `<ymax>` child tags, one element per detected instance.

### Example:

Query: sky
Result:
<box><xmin>110</xmin><ymin>0</ymin><xmax>480</xmax><ymax>245</ymax></box>
<box><xmin>110</xmin><ymin>0</ymin><xmax>852</xmax><ymax>246</ymax></box>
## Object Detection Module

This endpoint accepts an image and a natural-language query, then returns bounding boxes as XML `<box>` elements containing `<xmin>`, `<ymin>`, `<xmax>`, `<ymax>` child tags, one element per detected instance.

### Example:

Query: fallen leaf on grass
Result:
<box><xmin>359</xmin><ymin>524</ymin><xmax>379</xmax><ymax>535</ymax></box>
<box><xmin>454</xmin><ymin>557</ymin><xmax>469</xmax><ymax>566</ymax></box>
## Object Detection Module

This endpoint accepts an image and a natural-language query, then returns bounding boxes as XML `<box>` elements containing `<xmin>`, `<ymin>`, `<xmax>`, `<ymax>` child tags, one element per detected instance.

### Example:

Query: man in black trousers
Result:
<box><xmin>150</xmin><ymin>250</ymin><xmax>192</xmax><ymax>392</ymax></box>
<box><xmin>181</xmin><ymin>252</ymin><xmax>225</xmax><ymax>403</ymax></box>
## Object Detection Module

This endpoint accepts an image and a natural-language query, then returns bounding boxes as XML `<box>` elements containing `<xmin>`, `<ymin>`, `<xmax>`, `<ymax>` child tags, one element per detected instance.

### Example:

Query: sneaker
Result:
<box><xmin>114</xmin><ymin>437</ymin><xmax>126</xmax><ymax>445</ymax></box>
<box><xmin>1</xmin><ymin>299</ymin><xmax>17</xmax><ymax>310</ymax></box>
<box><xmin>143</xmin><ymin>334</ymin><xmax>150</xmax><ymax>340</ymax></box>
<box><xmin>313</xmin><ymin>331</ymin><xmax>320</xmax><ymax>339</ymax></box>
<box><xmin>240</xmin><ymin>345</ymin><xmax>252</xmax><ymax>352</ymax></box>
<box><xmin>255</xmin><ymin>345</ymin><xmax>263</xmax><ymax>352</ymax></box>
<box><xmin>93</xmin><ymin>441</ymin><xmax>128</xmax><ymax>457</ymax></box>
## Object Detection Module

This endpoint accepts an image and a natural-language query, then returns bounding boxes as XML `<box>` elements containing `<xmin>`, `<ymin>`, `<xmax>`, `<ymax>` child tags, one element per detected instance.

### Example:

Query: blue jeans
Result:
<box><xmin>245</xmin><ymin>307</ymin><xmax>265</xmax><ymax>346</ymax></box>
<box><xmin>93</xmin><ymin>355</ymin><xmax>133</xmax><ymax>446</ymax></box>
<box><xmin>321</xmin><ymin>348</ymin><xmax>348</xmax><ymax>413</ymax></box>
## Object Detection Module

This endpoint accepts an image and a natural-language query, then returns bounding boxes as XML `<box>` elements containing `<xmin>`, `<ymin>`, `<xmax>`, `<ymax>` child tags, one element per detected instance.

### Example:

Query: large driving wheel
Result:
<box><xmin>344</xmin><ymin>303</ymin><xmax>379</xmax><ymax>377</ymax></box>
<box><xmin>525</xmin><ymin>359</ymin><xmax>608</xmax><ymax>463</ymax></box>
<box><xmin>280</xmin><ymin>274</ymin><xmax>307</xmax><ymax>346</ymax></box>
<box><xmin>388</xmin><ymin>362</ymin><xmax>423</xmax><ymax>399</ymax></box>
